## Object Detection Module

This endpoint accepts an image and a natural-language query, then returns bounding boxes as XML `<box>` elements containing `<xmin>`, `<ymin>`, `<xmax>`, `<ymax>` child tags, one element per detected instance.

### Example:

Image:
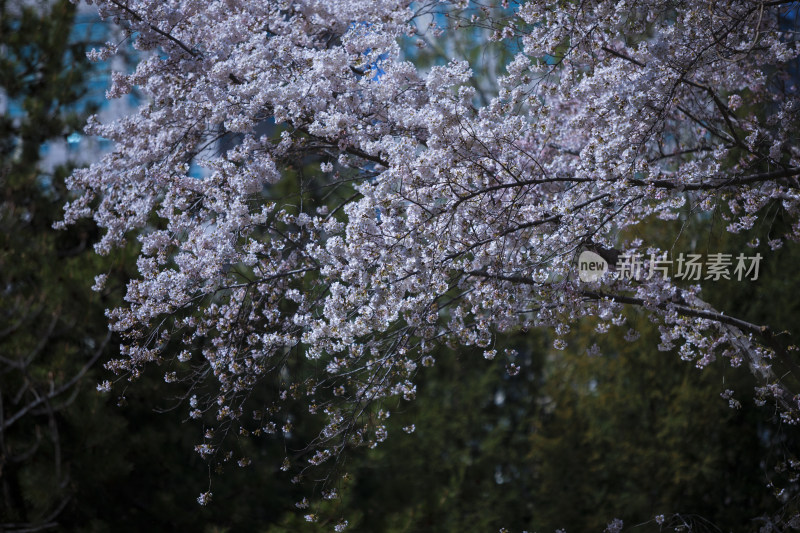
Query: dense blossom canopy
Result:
<box><xmin>64</xmin><ymin>0</ymin><xmax>800</xmax><ymax>520</ymax></box>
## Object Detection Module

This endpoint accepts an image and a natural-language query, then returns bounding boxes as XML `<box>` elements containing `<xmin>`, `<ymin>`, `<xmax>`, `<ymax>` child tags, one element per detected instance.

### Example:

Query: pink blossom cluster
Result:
<box><xmin>64</xmin><ymin>0</ymin><xmax>800</xmax><ymax>516</ymax></box>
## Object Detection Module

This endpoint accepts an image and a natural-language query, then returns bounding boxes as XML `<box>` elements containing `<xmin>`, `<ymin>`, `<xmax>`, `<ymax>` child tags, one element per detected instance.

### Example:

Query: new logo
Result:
<box><xmin>578</xmin><ymin>250</ymin><xmax>609</xmax><ymax>282</ymax></box>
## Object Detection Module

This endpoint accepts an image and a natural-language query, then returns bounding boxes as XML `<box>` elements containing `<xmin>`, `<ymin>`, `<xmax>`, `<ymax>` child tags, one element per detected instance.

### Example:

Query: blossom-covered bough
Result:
<box><xmin>64</xmin><ymin>0</ymin><xmax>800</xmax><ymax>522</ymax></box>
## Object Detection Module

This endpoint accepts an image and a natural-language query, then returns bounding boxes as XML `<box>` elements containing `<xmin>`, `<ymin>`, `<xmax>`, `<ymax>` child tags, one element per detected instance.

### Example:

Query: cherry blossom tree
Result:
<box><xmin>62</xmin><ymin>0</ymin><xmax>800</xmax><ymax>523</ymax></box>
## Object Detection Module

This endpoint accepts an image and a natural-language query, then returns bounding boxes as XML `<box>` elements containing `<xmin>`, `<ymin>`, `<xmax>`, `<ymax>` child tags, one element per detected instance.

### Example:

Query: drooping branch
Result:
<box><xmin>1</xmin><ymin>333</ymin><xmax>110</xmax><ymax>431</ymax></box>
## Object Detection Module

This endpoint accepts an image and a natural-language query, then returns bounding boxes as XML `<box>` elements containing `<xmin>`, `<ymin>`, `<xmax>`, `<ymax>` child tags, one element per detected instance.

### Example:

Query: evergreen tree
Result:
<box><xmin>0</xmin><ymin>3</ymin><xmax>302</xmax><ymax>530</ymax></box>
<box><xmin>1</xmin><ymin>0</ymin><xmax>113</xmax><ymax>527</ymax></box>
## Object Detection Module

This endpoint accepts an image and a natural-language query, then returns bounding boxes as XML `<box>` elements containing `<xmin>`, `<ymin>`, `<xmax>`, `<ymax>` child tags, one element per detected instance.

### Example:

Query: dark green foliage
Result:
<box><xmin>344</xmin><ymin>343</ymin><xmax>544</xmax><ymax>532</ymax></box>
<box><xmin>271</xmin><ymin>327</ymin><xmax>777</xmax><ymax>532</ymax></box>
<box><xmin>527</xmin><ymin>316</ymin><xmax>773</xmax><ymax>532</ymax></box>
<box><xmin>0</xmin><ymin>3</ymin><xmax>297</xmax><ymax>530</ymax></box>
<box><xmin>1</xmin><ymin>1</ymin><xmax>112</xmax><ymax>528</ymax></box>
